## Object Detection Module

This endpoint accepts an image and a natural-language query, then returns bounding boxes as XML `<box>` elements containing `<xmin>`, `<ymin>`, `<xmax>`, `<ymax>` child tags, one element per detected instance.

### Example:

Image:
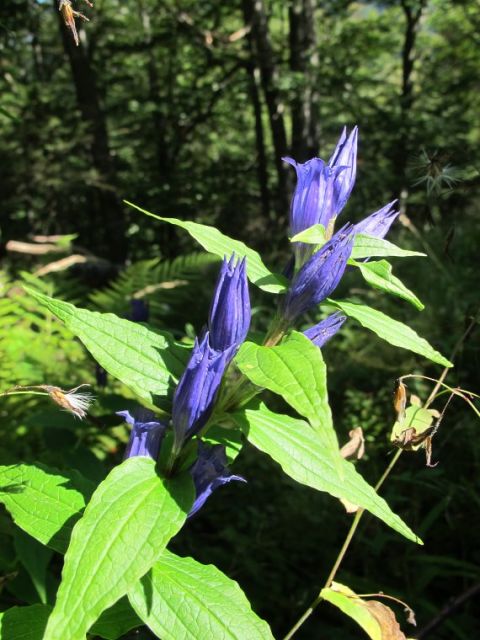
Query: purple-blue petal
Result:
<box><xmin>304</xmin><ymin>312</ymin><xmax>347</xmax><ymax>348</ymax></box>
<box><xmin>354</xmin><ymin>200</ymin><xmax>399</xmax><ymax>240</ymax></box>
<box><xmin>208</xmin><ymin>255</ymin><xmax>251</xmax><ymax>352</ymax></box>
<box><xmin>188</xmin><ymin>442</ymin><xmax>246</xmax><ymax>517</ymax></box>
<box><xmin>328</xmin><ymin>126</ymin><xmax>358</xmax><ymax>215</ymax></box>
<box><xmin>282</xmin><ymin>224</ymin><xmax>354</xmax><ymax>321</ymax></box>
<box><xmin>117</xmin><ymin>409</ymin><xmax>167</xmax><ymax>460</ymax></box>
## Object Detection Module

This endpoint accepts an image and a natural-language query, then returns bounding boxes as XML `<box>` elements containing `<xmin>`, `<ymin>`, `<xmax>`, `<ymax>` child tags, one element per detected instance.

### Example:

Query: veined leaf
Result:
<box><xmin>126</xmin><ymin>201</ymin><xmax>287</xmax><ymax>294</ymax></box>
<box><xmin>129</xmin><ymin>550</ymin><xmax>274</xmax><ymax>640</ymax></box>
<box><xmin>352</xmin><ymin>235</ymin><xmax>425</xmax><ymax>260</ymax></box>
<box><xmin>330</xmin><ymin>300</ymin><xmax>452</xmax><ymax>367</ymax></box>
<box><xmin>235</xmin><ymin>402</ymin><xmax>420</xmax><ymax>543</ymax></box>
<box><xmin>43</xmin><ymin>458</ymin><xmax>193</xmax><ymax>640</ymax></box>
<box><xmin>26</xmin><ymin>288</ymin><xmax>189</xmax><ymax>404</ymax></box>
<box><xmin>235</xmin><ymin>332</ymin><xmax>337</xmax><ymax>451</ymax></box>
<box><xmin>350</xmin><ymin>259</ymin><xmax>424</xmax><ymax>310</ymax></box>
<box><xmin>0</xmin><ymin>464</ymin><xmax>93</xmax><ymax>554</ymax></box>
<box><xmin>321</xmin><ymin>582</ymin><xmax>411</xmax><ymax>640</ymax></box>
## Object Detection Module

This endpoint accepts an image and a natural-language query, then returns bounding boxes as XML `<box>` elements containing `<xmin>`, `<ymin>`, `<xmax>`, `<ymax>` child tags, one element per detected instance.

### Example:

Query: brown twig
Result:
<box><xmin>415</xmin><ymin>582</ymin><xmax>480</xmax><ymax>638</ymax></box>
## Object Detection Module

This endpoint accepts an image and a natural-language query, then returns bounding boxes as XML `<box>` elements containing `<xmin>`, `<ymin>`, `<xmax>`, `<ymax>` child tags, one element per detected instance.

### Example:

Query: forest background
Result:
<box><xmin>0</xmin><ymin>0</ymin><xmax>479</xmax><ymax>638</ymax></box>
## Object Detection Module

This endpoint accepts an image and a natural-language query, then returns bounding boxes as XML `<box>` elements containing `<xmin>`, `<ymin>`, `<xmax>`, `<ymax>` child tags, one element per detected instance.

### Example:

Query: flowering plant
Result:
<box><xmin>0</xmin><ymin>128</ymin><xmax>459</xmax><ymax>640</ymax></box>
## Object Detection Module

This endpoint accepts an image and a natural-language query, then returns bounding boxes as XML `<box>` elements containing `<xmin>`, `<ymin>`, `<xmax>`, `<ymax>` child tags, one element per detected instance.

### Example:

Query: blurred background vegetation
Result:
<box><xmin>0</xmin><ymin>0</ymin><xmax>479</xmax><ymax>638</ymax></box>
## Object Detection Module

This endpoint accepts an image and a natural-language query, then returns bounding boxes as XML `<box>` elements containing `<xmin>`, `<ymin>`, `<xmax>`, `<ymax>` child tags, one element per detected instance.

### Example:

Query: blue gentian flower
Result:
<box><xmin>304</xmin><ymin>312</ymin><xmax>347</xmax><ymax>348</ymax></box>
<box><xmin>117</xmin><ymin>409</ymin><xmax>167</xmax><ymax>460</ymax></box>
<box><xmin>208</xmin><ymin>255</ymin><xmax>251</xmax><ymax>352</ymax></box>
<box><xmin>172</xmin><ymin>332</ymin><xmax>234</xmax><ymax>448</ymax></box>
<box><xmin>354</xmin><ymin>200</ymin><xmax>399</xmax><ymax>239</ymax></box>
<box><xmin>189</xmin><ymin>442</ymin><xmax>246</xmax><ymax>517</ymax></box>
<box><xmin>129</xmin><ymin>299</ymin><xmax>149</xmax><ymax>323</ymax></box>
<box><xmin>282</xmin><ymin>224</ymin><xmax>354</xmax><ymax>322</ymax></box>
<box><xmin>328</xmin><ymin>126</ymin><xmax>358</xmax><ymax>216</ymax></box>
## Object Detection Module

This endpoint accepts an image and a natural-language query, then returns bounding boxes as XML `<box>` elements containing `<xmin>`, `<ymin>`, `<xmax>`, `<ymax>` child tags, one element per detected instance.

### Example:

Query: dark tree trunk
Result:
<box><xmin>395</xmin><ymin>0</ymin><xmax>427</xmax><ymax>205</ymax></box>
<box><xmin>289</xmin><ymin>0</ymin><xmax>320</xmax><ymax>161</ymax></box>
<box><xmin>55</xmin><ymin>2</ymin><xmax>127</xmax><ymax>262</ymax></box>
<box><xmin>242</xmin><ymin>0</ymin><xmax>290</xmax><ymax>214</ymax></box>
<box><xmin>247</xmin><ymin>63</ymin><xmax>271</xmax><ymax>220</ymax></box>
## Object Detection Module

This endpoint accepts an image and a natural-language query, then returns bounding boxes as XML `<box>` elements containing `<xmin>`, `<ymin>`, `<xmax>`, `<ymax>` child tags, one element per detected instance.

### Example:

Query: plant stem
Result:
<box><xmin>282</xmin><ymin>448</ymin><xmax>403</xmax><ymax>640</ymax></box>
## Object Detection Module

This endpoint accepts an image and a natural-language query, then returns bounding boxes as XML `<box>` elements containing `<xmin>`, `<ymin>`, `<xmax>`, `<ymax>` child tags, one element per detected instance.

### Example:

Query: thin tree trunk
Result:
<box><xmin>289</xmin><ymin>0</ymin><xmax>320</xmax><ymax>160</ymax></box>
<box><xmin>242</xmin><ymin>0</ymin><xmax>290</xmax><ymax>213</ymax></box>
<box><xmin>247</xmin><ymin>62</ymin><xmax>271</xmax><ymax>220</ymax></box>
<box><xmin>55</xmin><ymin>2</ymin><xmax>127</xmax><ymax>262</ymax></box>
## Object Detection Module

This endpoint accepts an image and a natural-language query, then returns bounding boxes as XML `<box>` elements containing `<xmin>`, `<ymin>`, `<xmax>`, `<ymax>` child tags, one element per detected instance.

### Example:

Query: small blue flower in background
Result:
<box><xmin>117</xmin><ymin>409</ymin><xmax>167</xmax><ymax>460</ymax></box>
<box><xmin>282</xmin><ymin>224</ymin><xmax>354</xmax><ymax>322</ymax></box>
<box><xmin>172</xmin><ymin>332</ymin><xmax>232</xmax><ymax>445</ymax></box>
<box><xmin>129</xmin><ymin>299</ymin><xmax>150</xmax><ymax>323</ymax></box>
<box><xmin>304</xmin><ymin>312</ymin><xmax>347</xmax><ymax>348</ymax></box>
<box><xmin>354</xmin><ymin>200</ymin><xmax>399</xmax><ymax>240</ymax></box>
<box><xmin>208</xmin><ymin>255</ymin><xmax>250</xmax><ymax>352</ymax></box>
<box><xmin>189</xmin><ymin>442</ymin><xmax>246</xmax><ymax>518</ymax></box>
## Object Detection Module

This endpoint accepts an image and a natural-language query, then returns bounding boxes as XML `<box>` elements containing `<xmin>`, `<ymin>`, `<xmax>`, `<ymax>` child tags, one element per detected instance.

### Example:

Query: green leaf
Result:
<box><xmin>126</xmin><ymin>201</ymin><xmax>287</xmax><ymax>293</ymax></box>
<box><xmin>391</xmin><ymin>403</ymin><xmax>437</xmax><ymax>446</ymax></box>
<box><xmin>202</xmin><ymin>425</ymin><xmax>244</xmax><ymax>464</ymax></box>
<box><xmin>320</xmin><ymin>582</ymin><xmax>411</xmax><ymax>640</ymax></box>
<box><xmin>14</xmin><ymin>530</ymin><xmax>54</xmax><ymax>604</ymax></box>
<box><xmin>350</xmin><ymin>259</ymin><xmax>424</xmax><ymax>310</ymax></box>
<box><xmin>330</xmin><ymin>300</ymin><xmax>452</xmax><ymax>367</ymax></box>
<box><xmin>43</xmin><ymin>458</ymin><xmax>193</xmax><ymax>640</ymax></box>
<box><xmin>0</xmin><ymin>464</ymin><xmax>93</xmax><ymax>554</ymax></box>
<box><xmin>0</xmin><ymin>604</ymin><xmax>50</xmax><ymax>640</ymax></box>
<box><xmin>0</xmin><ymin>603</ymin><xmax>141</xmax><ymax>640</ymax></box>
<box><xmin>290</xmin><ymin>224</ymin><xmax>327</xmax><ymax>245</ymax></box>
<box><xmin>235</xmin><ymin>402</ymin><xmax>421</xmax><ymax>543</ymax></box>
<box><xmin>26</xmin><ymin>288</ymin><xmax>188</xmax><ymax>404</ymax></box>
<box><xmin>91</xmin><ymin>598</ymin><xmax>142</xmax><ymax>640</ymax></box>
<box><xmin>352</xmin><ymin>234</ymin><xmax>426</xmax><ymax>260</ymax></box>
<box><xmin>235</xmin><ymin>332</ymin><xmax>338</xmax><ymax>451</ymax></box>
<box><xmin>129</xmin><ymin>550</ymin><xmax>274</xmax><ymax>640</ymax></box>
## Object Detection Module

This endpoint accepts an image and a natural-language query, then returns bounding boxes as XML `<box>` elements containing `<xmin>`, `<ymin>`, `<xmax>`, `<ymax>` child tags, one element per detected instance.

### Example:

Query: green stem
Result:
<box><xmin>282</xmin><ymin>448</ymin><xmax>403</xmax><ymax>640</ymax></box>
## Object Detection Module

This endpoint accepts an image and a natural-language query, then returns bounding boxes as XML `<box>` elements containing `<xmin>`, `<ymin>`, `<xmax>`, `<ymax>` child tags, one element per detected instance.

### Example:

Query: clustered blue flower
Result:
<box><xmin>118</xmin><ymin>126</ymin><xmax>400</xmax><ymax>517</ymax></box>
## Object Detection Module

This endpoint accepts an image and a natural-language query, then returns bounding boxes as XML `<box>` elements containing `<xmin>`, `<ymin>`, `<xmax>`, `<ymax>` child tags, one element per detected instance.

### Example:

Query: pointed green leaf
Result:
<box><xmin>14</xmin><ymin>530</ymin><xmax>54</xmax><ymax>604</ymax></box>
<box><xmin>0</xmin><ymin>464</ymin><xmax>93</xmax><ymax>554</ymax></box>
<box><xmin>350</xmin><ymin>259</ymin><xmax>424</xmax><ymax>310</ymax></box>
<box><xmin>330</xmin><ymin>300</ymin><xmax>452</xmax><ymax>367</ymax></box>
<box><xmin>0</xmin><ymin>604</ymin><xmax>50</xmax><ymax>640</ymax></box>
<box><xmin>352</xmin><ymin>234</ymin><xmax>425</xmax><ymax>260</ymax></box>
<box><xmin>126</xmin><ymin>201</ymin><xmax>287</xmax><ymax>293</ymax></box>
<box><xmin>129</xmin><ymin>550</ymin><xmax>274</xmax><ymax>640</ymax></box>
<box><xmin>91</xmin><ymin>598</ymin><xmax>142</xmax><ymax>640</ymax></box>
<box><xmin>290</xmin><ymin>224</ymin><xmax>327</xmax><ymax>245</ymax></box>
<box><xmin>26</xmin><ymin>288</ymin><xmax>189</xmax><ymax>404</ymax></box>
<box><xmin>234</xmin><ymin>402</ymin><xmax>420</xmax><ymax>543</ymax></box>
<box><xmin>235</xmin><ymin>332</ymin><xmax>338</xmax><ymax>450</ymax></box>
<box><xmin>43</xmin><ymin>458</ymin><xmax>193</xmax><ymax>640</ymax></box>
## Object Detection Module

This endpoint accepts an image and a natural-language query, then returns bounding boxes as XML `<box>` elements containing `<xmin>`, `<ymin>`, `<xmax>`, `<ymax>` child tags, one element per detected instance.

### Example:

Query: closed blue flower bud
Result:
<box><xmin>172</xmin><ymin>332</ymin><xmax>233</xmax><ymax>446</ymax></box>
<box><xmin>354</xmin><ymin>200</ymin><xmax>399</xmax><ymax>239</ymax></box>
<box><xmin>209</xmin><ymin>255</ymin><xmax>251</xmax><ymax>352</ymax></box>
<box><xmin>282</xmin><ymin>225</ymin><xmax>354</xmax><ymax>322</ymax></box>
<box><xmin>117</xmin><ymin>409</ymin><xmax>167</xmax><ymax>460</ymax></box>
<box><xmin>304</xmin><ymin>312</ymin><xmax>347</xmax><ymax>348</ymax></box>
<box><xmin>328</xmin><ymin>126</ymin><xmax>358</xmax><ymax>215</ymax></box>
<box><xmin>188</xmin><ymin>442</ymin><xmax>246</xmax><ymax>517</ymax></box>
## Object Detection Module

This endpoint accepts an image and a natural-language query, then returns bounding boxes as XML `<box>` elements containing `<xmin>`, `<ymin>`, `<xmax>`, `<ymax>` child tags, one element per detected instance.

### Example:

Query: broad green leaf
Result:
<box><xmin>129</xmin><ymin>550</ymin><xmax>274</xmax><ymax>640</ymax></box>
<box><xmin>352</xmin><ymin>234</ymin><xmax>425</xmax><ymax>260</ymax></box>
<box><xmin>202</xmin><ymin>425</ymin><xmax>244</xmax><ymax>464</ymax></box>
<box><xmin>235</xmin><ymin>402</ymin><xmax>420</xmax><ymax>543</ymax></box>
<box><xmin>235</xmin><ymin>332</ymin><xmax>338</xmax><ymax>451</ymax></box>
<box><xmin>26</xmin><ymin>288</ymin><xmax>189</xmax><ymax>404</ymax></box>
<box><xmin>290</xmin><ymin>224</ymin><xmax>327</xmax><ymax>245</ymax></box>
<box><xmin>350</xmin><ymin>259</ymin><xmax>424</xmax><ymax>310</ymax></box>
<box><xmin>0</xmin><ymin>603</ymin><xmax>141</xmax><ymax>640</ymax></box>
<box><xmin>43</xmin><ymin>458</ymin><xmax>193</xmax><ymax>640</ymax></box>
<box><xmin>91</xmin><ymin>598</ymin><xmax>142</xmax><ymax>640</ymax></box>
<box><xmin>0</xmin><ymin>464</ymin><xmax>93</xmax><ymax>554</ymax></box>
<box><xmin>320</xmin><ymin>582</ymin><xmax>410</xmax><ymax>640</ymax></box>
<box><xmin>0</xmin><ymin>604</ymin><xmax>50</xmax><ymax>640</ymax></box>
<box><xmin>14</xmin><ymin>529</ymin><xmax>54</xmax><ymax>603</ymax></box>
<box><xmin>330</xmin><ymin>300</ymin><xmax>452</xmax><ymax>367</ymax></box>
<box><xmin>126</xmin><ymin>201</ymin><xmax>287</xmax><ymax>293</ymax></box>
